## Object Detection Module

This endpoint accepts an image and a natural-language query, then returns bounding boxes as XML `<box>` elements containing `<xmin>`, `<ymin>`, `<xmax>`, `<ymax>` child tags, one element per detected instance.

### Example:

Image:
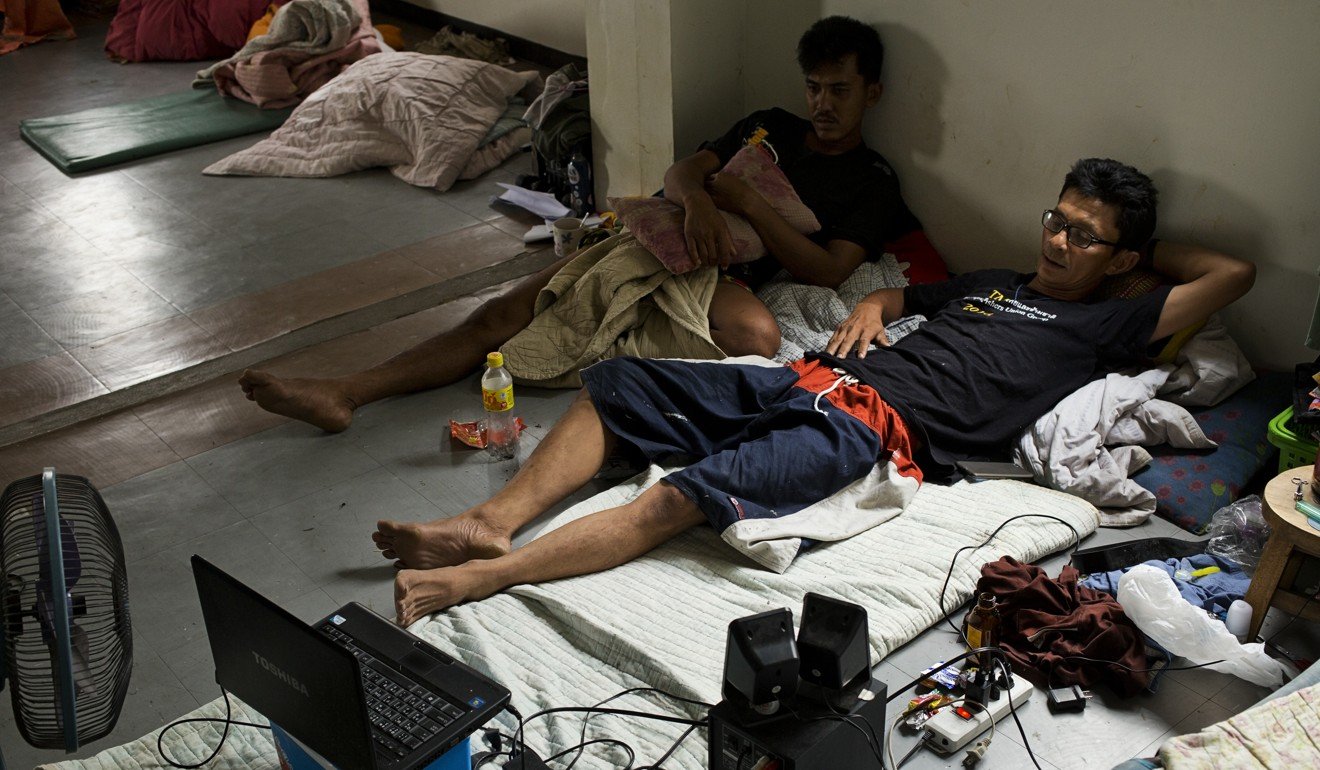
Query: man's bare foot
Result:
<box><xmin>238</xmin><ymin>369</ymin><xmax>356</xmax><ymax>433</ymax></box>
<box><xmin>373</xmin><ymin>518</ymin><xmax>511</xmax><ymax>570</ymax></box>
<box><xmin>394</xmin><ymin>565</ymin><xmax>498</xmax><ymax>625</ymax></box>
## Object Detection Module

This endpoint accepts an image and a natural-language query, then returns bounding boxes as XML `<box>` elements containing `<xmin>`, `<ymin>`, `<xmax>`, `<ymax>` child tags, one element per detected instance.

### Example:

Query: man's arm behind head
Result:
<box><xmin>1148</xmin><ymin>241</ymin><xmax>1256</xmax><ymax>342</ymax></box>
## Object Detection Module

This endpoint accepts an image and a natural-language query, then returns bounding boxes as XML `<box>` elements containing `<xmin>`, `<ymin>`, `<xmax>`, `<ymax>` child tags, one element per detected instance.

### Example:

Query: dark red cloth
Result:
<box><xmin>883</xmin><ymin>228</ymin><xmax>949</xmax><ymax>286</ymax></box>
<box><xmin>977</xmin><ymin>556</ymin><xmax>1150</xmax><ymax>696</ymax></box>
<box><xmin>105</xmin><ymin>0</ymin><xmax>274</xmax><ymax>62</ymax></box>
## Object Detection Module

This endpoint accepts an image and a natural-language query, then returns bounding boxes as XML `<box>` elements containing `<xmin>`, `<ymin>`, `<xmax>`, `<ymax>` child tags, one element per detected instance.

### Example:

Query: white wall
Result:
<box><xmin>462</xmin><ymin>0</ymin><xmax>1318</xmax><ymax>368</ymax></box>
<box><xmin>733</xmin><ymin>0</ymin><xmax>1320</xmax><ymax>369</ymax></box>
<box><xmin>584</xmin><ymin>0</ymin><xmax>675</xmax><ymax>202</ymax></box>
<box><xmin>405</xmin><ymin>0</ymin><xmax>587</xmax><ymax>56</ymax></box>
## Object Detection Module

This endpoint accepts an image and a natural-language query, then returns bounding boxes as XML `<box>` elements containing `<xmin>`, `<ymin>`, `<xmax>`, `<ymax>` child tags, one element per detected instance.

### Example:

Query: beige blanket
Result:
<box><xmin>500</xmin><ymin>233</ymin><xmax>722</xmax><ymax>387</ymax></box>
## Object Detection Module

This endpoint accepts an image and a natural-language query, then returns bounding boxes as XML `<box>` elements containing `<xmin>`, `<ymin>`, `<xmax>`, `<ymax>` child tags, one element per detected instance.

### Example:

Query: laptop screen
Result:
<box><xmin>192</xmin><ymin>555</ymin><xmax>377</xmax><ymax>770</ymax></box>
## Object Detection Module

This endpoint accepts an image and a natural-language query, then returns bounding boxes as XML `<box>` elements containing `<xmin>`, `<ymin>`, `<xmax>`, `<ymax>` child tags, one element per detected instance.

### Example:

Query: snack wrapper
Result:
<box><xmin>449</xmin><ymin>417</ymin><xmax>528</xmax><ymax>448</ymax></box>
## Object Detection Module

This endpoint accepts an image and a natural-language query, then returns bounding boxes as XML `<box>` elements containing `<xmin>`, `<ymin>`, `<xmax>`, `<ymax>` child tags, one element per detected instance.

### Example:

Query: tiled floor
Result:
<box><xmin>2</xmin><ymin>12</ymin><xmax>1318</xmax><ymax>770</ymax></box>
<box><xmin>0</xmin><ymin>14</ymin><xmax>549</xmax><ymax>445</ymax></box>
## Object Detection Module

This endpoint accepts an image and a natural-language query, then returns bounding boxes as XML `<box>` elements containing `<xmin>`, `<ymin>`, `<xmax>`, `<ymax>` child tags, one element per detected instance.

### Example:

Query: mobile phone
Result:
<box><xmin>955</xmin><ymin>460</ymin><xmax>1035</xmax><ymax>481</ymax></box>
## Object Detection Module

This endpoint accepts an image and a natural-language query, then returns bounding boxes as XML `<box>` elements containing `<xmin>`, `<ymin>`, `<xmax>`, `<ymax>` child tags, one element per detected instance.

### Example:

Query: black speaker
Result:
<box><xmin>797</xmin><ymin>592</ymin><xmax>870</xmax><ymax>691</ymax></box>
<box><xmin>721</xmin><ymin>608</ymin><xmax>799</xmax><ymax>717</ymax></box>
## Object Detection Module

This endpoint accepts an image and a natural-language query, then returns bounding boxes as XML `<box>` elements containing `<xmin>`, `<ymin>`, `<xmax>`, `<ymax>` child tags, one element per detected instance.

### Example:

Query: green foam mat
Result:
<box><xmin>19</xmin><ymin>89</ymin><xmax>294</xmax><ymax>174</ymax></box>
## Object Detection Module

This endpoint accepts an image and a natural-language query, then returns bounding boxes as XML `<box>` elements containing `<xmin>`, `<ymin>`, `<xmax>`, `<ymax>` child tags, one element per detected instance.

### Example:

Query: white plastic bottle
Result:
<box><xmin>481</xmin><ymin>352</ymin><xmax>518</xmax><ymax>460</ymax></box>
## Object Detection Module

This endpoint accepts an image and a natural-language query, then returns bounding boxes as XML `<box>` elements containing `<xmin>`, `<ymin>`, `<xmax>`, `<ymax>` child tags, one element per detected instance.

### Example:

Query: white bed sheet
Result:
<box><xmin>47</xmin><ymin>471</ymin><xmax>1097</xmax><ymax>770</ymax></box>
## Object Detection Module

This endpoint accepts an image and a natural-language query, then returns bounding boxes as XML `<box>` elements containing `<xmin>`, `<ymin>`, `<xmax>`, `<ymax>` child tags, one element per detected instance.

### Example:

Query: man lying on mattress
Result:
<box><xmin>237</xmin><ymin>15</ymin><xmax>944</xmax><ymax>433</ymax></box>
<box><xmin>376</xmin><ymin>157</ymin><xmax>1255</xmax><ymax>625</ymax></box>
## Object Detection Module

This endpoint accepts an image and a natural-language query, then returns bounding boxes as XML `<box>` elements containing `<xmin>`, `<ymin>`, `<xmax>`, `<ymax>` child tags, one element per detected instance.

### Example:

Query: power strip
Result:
<box><xmin>922</xmin><ymin>677</ymin><xmax>1034</xmax><ymax>754</ymax></box>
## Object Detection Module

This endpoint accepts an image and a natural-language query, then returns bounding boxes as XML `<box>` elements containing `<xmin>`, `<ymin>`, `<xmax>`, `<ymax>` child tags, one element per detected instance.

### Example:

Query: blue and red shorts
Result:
<box><xmin>579</xmin><ymin>357</ymin><xmax>920</xmax><ymax>533</ymax></box>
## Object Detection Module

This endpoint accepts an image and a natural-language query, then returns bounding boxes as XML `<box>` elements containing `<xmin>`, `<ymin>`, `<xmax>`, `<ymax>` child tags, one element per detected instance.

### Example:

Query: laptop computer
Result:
<box><xmin>191</xmin><ymin>555</ymin><xmax>510</xmax><ymax>769</ymax></box>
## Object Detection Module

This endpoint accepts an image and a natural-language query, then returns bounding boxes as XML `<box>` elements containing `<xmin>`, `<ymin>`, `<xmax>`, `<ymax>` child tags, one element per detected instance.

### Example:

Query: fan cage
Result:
<box><xmin>1</xmin><ymin>472</ymin><xmax>133</xmax><ymax>750</ymax></box>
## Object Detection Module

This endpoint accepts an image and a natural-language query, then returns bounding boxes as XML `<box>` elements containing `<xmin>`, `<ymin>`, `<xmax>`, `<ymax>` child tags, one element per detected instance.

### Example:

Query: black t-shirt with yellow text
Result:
<box><xmin>812</xmin><ymin>269</ymin><xmax>1172</xmax><ymax>476</ymax></box>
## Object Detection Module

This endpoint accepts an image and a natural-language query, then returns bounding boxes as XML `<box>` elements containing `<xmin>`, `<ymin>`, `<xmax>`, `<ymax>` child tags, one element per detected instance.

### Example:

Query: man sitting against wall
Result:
<box><xmin>238</xmin><ymin>15</ymin><xmax>946</xmax><ymax>432</ymax></box>
<box><xmin>379</xmin><ymin>157</ymin><xmax>1256</xmax><ymax>625</ymax></box>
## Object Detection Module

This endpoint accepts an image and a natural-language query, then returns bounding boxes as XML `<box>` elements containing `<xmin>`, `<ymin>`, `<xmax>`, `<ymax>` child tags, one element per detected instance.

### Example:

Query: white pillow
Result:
<box><xmin>204</xmin><ymin>52</ymin><xmax>540</xmax><ymax>191</ymax></box>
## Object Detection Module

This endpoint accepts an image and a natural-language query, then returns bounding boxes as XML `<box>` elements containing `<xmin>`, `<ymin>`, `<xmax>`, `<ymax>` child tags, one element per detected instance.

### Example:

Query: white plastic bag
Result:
<box><xmin>1116</xmin><ymin>564</ymin><xmax>1288</xmax><ymax>688</ymax></box>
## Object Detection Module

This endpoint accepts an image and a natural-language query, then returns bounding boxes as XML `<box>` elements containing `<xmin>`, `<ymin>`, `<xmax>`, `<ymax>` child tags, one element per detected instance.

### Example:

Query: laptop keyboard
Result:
<box><xmin>320</xmin><ymin>623</ymin><xmax>468</xmax><ymax>761</ymax></box>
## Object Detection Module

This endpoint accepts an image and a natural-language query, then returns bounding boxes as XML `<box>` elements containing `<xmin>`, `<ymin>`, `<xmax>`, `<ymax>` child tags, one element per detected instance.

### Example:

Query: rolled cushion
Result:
<box><xmin>609</xmin><ymin>145</ymin><xmax>820</xmax><ymax>274</ymax></box>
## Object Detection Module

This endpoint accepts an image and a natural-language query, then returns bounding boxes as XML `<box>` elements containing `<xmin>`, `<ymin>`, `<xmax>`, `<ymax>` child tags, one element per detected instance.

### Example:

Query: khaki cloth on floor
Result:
<box><xmin>500</xmin><ymin>233</ymin><xmax>723</xmax><ymax>388</ymax></box>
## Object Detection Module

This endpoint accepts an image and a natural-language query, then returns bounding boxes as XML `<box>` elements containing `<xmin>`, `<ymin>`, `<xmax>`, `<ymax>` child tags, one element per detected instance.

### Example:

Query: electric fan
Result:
<box><xmin>0</xmin><ymin>468</ymin><xmax>133</xmax><ymax>766</ymax></box>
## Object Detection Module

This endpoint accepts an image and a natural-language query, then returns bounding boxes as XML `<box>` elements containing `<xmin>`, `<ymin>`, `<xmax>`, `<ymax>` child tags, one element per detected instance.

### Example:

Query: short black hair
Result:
<box><xmin>1060</xmin><ymin>158</ymin><xmax>1158</xmax><ymax>251</ymax></box>
<box><xmin>796</xmin><ymin>16</ymin><xmax>884</xmax><ymax>83</ymax></box>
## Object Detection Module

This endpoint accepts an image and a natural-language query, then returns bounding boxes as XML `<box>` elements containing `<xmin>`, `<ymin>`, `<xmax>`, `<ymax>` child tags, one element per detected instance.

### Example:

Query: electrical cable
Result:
<box><xmin>561</xmin><ymin>688</ymin><xmax>713</xmax><ymax>770</ymax></box>
<box><xmin>632</xmin><ymin>722</ymin><xmax>702</xmax><ymax>770</ymax></box>
<box><xmin>785</xmin><ymin>701</ymin><xmax>885</xmax><ymax>767</ymax></box>
<box><xmin>544</xmin><ymin>738</ymin><xmax>636</xmax><ymax>768</ymax></box>
<box><xmin>991</xmin><ymin>655</ymin><xmax>1041</xmax><ymax>770</ymax></box>
<box><xmin>512</xmin><ymin>704</ymin><xmax>707</xmax><ymax>770</ymax></box>
<box><xmin>156</xmin><ymin>689</ymin><xmax>270</xmax><ymax>769</ymax></box>
<box><xmin>824</xmin><ymin>697</ymin><xmax>885</xmax><ymax>763</ymax></box>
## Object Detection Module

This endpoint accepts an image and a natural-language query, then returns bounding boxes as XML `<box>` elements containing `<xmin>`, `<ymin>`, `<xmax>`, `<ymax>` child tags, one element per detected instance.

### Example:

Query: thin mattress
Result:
<box><xmin>44</xmin><ymin>469</ymin><xmax>1097</xmax><ymax>769</ymax></box>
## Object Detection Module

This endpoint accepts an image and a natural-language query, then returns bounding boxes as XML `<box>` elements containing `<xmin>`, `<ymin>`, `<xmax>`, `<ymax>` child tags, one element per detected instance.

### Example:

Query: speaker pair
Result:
<box><xmin>721</xmin><ymin>593</ymin><xmax>870</xmax><ymax>718</ymax></box>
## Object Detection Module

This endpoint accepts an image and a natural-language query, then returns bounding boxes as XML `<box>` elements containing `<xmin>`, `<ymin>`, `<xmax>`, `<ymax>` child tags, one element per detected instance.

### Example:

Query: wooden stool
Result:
<box><xmin>1243</xmin><ymin>469</ymin><xmax>1320</xmax><ymax>640</ymax></box>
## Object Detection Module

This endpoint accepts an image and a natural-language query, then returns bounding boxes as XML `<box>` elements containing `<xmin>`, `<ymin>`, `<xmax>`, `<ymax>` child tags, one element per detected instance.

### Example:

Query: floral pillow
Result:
<box><xmin>609</xmin><ymin>145</ymin><xmax>820</xmax><ymax>274</ymax></box>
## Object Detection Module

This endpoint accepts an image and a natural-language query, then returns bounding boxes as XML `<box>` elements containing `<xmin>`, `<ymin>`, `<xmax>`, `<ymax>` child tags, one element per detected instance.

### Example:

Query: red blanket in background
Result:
<box><xmin>0</xmin><ymin>0</ymin><xmax>76</xmax><ymax>55</ymax></box>
<box><xmin>105</xmin><ymin>0</ymin><xmax>273</xmax><ymax>62</ymax></box>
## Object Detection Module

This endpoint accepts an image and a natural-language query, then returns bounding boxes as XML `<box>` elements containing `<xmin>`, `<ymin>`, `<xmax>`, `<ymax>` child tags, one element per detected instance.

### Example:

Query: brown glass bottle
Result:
<box><xmin>963</xmin><ymin>592</ymin><xmax>1001</xmax><ymax>658</ymax></box>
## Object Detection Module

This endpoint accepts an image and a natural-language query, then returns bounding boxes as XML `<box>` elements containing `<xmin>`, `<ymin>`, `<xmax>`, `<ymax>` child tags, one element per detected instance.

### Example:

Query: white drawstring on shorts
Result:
<box><xmin>812</xmin><ymin>368</ymin><xmax>858</xmax><ymax>414</ymax></box>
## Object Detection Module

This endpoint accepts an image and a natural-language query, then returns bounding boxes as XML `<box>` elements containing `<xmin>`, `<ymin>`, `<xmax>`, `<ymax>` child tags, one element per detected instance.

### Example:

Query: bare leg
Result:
<box><xmin>394</xmin><ymin>481</ymin><xmax>703</xmax><ymax>624</ymax></box>
<box><xmin>707</xmin><ymin>281</ymin><xmax>781</xmax><ymax>358</ymax></box>
<box><xmin>374</xmin><ymin>389</ymin><xmax>616</xmax><ymax>568</ymax></box>
<box><xmin>238</xmin><ymin>253</ymin><xmax>575</xmax><ymax>432</ymax></box>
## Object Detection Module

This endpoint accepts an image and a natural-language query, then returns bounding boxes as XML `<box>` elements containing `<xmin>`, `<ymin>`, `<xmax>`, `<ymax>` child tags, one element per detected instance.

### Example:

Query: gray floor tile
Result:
<box><xmin>25</xmin><ymin>272</ymin><xmax>180</xmax><ymax>347</ymax></box>
<box><xmin>0</xmin><ymin>217</ymin><xmax>105</xmax><ymax>276</ymax></box>
<box><xmin>128</xmin><ymin>519</ymin><xmax>322</xmax><ymax>655</ymax></box>
<box><xmin>355</xmin><ymin>197</ymin><xmax>486</xmax><ymax>254</ymax></box>
<box><xmin>1000</xmin><ymin>675</ymin><xmax>1203</xmax><ymax>769</ymax></box>
<box><xmin>441</xmin><ymin>151</ymin><xmax>537</xmax><ymax>223</ymax></box>
<box><xmin>249</xmin><ymin>466</ymin><xmax>444</xmax><ymax>601</ymax></box>
<box><xmin>162</xmin><ymin>635</ymin><xmax>225</xmax><ymax>710</ymax></box>
<box><xmin>96</xmin><ymin>222</ymin><xmax>234</xmax><ymax>279</ymax></box>
<box><xmin>283</xmin><ymin>587</ymin><xmax>347</xmax><ymax>625</ymax></box>
<box><xmin>99</xmin><ymin>461</ymin><xmax>246</xmax><ymax>562</ymax></box>
<box><xmin>133</xmin><ymin>246</ymin><xmax>294</xmax><ymax>313</ymax></box>
<box><xmin>185</xmin><ymin>422</ymin><xmax>383</xmax><ymax>516</ymax></box>
<box><xmin>247</xmin><ymin>219</ymin><xmax>401</xmax><ymax>281</ymax></box>
<box><xmin>321</xmin><ymin>575</ymin><xmax>398</xmax><ymax>620</ymax></box>
<box><xmin>0</xmin><ymin>304</ymin><xmax>63</xmax><ymax>367</ymax></box>
<box><xmin>315</xmin><ymin>169</ymin><xmax>448</xmax><ymax>219</ymax></box>
<box><xmin>0</xmin><ymin>249</ymin><xmax>136</xmax><ymax>313</ymax></box>
<box><xmin>350</xmin><ymin>383</ymin><xmax>525</xmax><ymax>514</ymax></box>
<box><xmin>1134</xmin><ymin>698</ymin><xmax>1235</xmax><ymax>758</ymax></box>
<box><xmin>33</xmin><ymin>171</ymin><xmax>210</xmax><ymax>248</ymax></box>
<box><xmin>1208</xmin><ymin>674</ymin><xmax>1273</xmax><ymax>713</ymax></box>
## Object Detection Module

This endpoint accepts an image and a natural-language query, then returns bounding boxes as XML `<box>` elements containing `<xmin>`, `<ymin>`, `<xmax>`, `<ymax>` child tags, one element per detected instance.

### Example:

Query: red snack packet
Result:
<box><xmin>449</xmin><ymin>417</ymin><xmax>528</xmax><ymax>449</ymax></box>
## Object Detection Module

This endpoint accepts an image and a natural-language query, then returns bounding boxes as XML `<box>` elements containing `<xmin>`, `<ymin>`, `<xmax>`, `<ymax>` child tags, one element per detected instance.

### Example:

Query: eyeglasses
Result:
<box><xmin>1042</xmin><ymin>209</ymin><xmax>1120</xmax><ymax>249</ymax></box>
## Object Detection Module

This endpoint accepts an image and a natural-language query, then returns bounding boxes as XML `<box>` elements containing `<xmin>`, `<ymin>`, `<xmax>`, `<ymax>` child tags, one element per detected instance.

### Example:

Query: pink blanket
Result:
<box><xmin>200</xmin><ymin>0</ymin><xmax>379</xmax><ymax>109</ymax></box>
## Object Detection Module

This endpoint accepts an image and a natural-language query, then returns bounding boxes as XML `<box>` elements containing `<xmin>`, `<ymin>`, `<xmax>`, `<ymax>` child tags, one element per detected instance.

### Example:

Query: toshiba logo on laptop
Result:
<box><xmin>252</xmin><ymin>651</ymin><xmax>311</xmax><ymax>696</ymax></box>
